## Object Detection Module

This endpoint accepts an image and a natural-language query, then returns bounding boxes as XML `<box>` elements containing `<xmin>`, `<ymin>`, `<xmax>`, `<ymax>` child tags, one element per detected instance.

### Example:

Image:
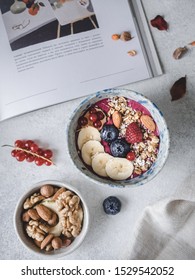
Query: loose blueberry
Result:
<box><xmin>100</xmin><ymin>124</ymin><xmax>119</xmax><ymax>142</ymax></box>
<box><xmin>110</xmin><ymin>139</ymin><xmax>130</xmax><ymax>157</ymax></box>
<box><xmin>103</xmin><ymin>196</ymin><xmax>121</xmax><ymax>215</ymax></box>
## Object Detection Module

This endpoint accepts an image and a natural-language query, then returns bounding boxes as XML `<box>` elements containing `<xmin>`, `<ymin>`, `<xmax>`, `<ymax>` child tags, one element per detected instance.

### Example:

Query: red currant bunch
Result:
<box><xmin>9</xmin><ymin>140</ymin><xmax>54</xmax><ymax>166</ymax></box>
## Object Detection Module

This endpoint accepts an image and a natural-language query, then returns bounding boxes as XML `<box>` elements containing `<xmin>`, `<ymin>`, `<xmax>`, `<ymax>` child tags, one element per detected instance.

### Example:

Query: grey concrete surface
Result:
<box><xmin>0</xmin><ymin>0</ymin><xmax>195</xmax><ymax>259</ymax></box>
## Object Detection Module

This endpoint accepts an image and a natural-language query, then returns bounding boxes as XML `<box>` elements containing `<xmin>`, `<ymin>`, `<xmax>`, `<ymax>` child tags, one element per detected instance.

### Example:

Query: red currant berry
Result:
<box><xmin>35</xmin><ymin>157</ymin><xmax>45</xmax><ymax>166</ymax></box>
<box><xmin>11</xmin><ymin>149</ymin><xmax>18</xmax><ymax>157</ymax></box>
<box><xmin>93</xmin><ymin>120</ymin><xmax>102</xmax><ymax>128</ymax></box>
<box><xmin>26</xmin><ymin>154</ymin><xmax>35</xmax><ymax>162</ymax></box>
<box><xmin>43</xmin><ymin>149</ymin><xmax>53</xmax><ymax>159</ymax></box>
<box><xmin>89</xmin><ymin>107</ymin><xmax>96</xmax><ymax>114</ymax></box>
<box><xmin>44</xmin><ymin>160</ymin><xmax>52</xmax><ymax>166</ymax></box>
<box><xmin>30</xmin><ymin>143</ymin><xmax>39</xmax><ymax>153</ymax></box>
<box><xmin>24</xmin><ymin>140</ymin><xmax>34</xmax><ymax>149</ymax></box>
<box><xmin>126</xmin><ymin>151</ymin><xmax>136</xmax><ymax>161</ymax></box>
<box><xmin>14</xmin><ymin>140</ymin><xmax>24</xmax><ymax>148</ymax></box>
<box><xmin>89</xmin><ymin>113</ymin><xmax>98</xmax><ymax>122</ymax></box>
<box><xmin>96</xmin><ymin>111</ymin><xmax>104</xmax><ymax>120</ymax></box>
<box><xmin>37</xmin><ymin>148</ymin><xmax>44</xmax><ymax>156</ymax></box>
<box><xmin>78</xmin><ymin>116</ymin><xmax>88</xmax><ymax>126</ymax></box>
<box><xmin>16</xmin><ymin>151</ymin><xmax>26</xmax><ymax>162</ymax></box>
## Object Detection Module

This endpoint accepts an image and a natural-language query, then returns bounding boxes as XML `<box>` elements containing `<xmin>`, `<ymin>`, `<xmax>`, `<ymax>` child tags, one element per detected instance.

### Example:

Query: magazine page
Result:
<box><xmin>0</xmin><ymin>0</ymin><xmax>160</xmax><ymax>121</ymax></box>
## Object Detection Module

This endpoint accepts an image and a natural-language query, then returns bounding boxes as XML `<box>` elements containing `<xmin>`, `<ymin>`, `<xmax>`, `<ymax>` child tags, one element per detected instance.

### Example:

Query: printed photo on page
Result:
<box><xmin>0</xmin><ymin>0</ymin><xmax>162</xmax><ymax>121</ymax></box>
<box><xmin>48</xmin><ymin>0</ymin><xmax>97</xmax><ymax>27</ymax></box>
<box><xmin>0</xmin><ymin>0</ymin><xmax>98</xmax><ymax>51</ymax></box>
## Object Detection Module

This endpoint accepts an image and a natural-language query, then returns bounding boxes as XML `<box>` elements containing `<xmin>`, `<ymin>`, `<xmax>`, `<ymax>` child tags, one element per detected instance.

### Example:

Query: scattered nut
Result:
<box><xmin>173</xmin><ymin>47</ymin><xmax>187</xmax><ymax>60</ymax></box>
<box><xmin>111</xmin><ymin>34</ymin><xmax>120</xmax><ymax>40</ymax></box>
<box><xmin>127</xmin><ymin>50</ymin><xmax>137</xmax><ymax>56</ymax></box>
<box><xmin>120</xmin><ymin>31</ymin><xmax>132</xmax><ymax>41</ymax></box>
<box><xmin>40</xmin><ymin>185</ymin><xmax>54</xmax><ymax>198</ymax></box>
<box><xmin>51</xmin><ymin>237</ymin><xmax>63</xmax><ymax>249</ymax></box>
<box><xmin>41</xmin><ymin>234</ymin><xmax>54</xmax><ymax>250</ymax></box>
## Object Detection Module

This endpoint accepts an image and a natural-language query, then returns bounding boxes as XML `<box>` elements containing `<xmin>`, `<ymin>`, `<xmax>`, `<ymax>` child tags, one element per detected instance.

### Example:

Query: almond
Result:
<box><xmin>112</xmin><ymin>111</ymin><xmax>122</xmax><ymax>128</ymax></box>
<box><xmin>140</xmin><ymin>115</ymin><xmax>156</xmax><ymax>132</ymax></box>
<box><xmin>41</xmin><ymin>234</ymin><xmax>54</xmax><ymax>250</ymax></box>
<box><xmin>53</xmin><ymin>187</ymin><xmax>66</xmax><ymax>200</ymax></box>
<box><xmin>28</xmin><ymin>209</ymin><xmax>40</xmax><ymax>220</ymax></box>
<box><xmin>36</xmin><ymin>204</ymin><xmax>53</xmax><ymax>221</ymax></box>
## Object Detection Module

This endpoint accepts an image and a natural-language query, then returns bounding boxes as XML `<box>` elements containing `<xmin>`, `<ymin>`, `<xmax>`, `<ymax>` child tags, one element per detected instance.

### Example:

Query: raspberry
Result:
<box><xmin>125</xmin><ymin>122</ymin><xmax>143</xmax><ymax>143</ymax></box>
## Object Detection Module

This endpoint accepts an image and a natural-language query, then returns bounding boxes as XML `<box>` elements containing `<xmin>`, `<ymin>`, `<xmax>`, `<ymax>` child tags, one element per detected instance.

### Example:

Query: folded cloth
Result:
<box><xmin>129</xmin><ymin>174</ymin><xmax>195</xmax><ymax>260</ymax></box>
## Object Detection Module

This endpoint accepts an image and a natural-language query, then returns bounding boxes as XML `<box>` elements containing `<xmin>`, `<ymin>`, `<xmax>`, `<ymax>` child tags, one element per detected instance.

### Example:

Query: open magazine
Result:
<box><xmin>0</xmin><ymin>0</ymin><xmax>162</xmax><ymax>121</ymax></box>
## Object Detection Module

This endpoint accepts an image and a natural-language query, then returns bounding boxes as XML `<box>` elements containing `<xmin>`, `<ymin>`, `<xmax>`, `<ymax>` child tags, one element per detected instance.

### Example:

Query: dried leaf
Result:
<box><xmin>150</xmin><ymin>15</ymin><xmax>168</xmax><ymax>31</ymax></box>
<box><xmin>170</xmin><ymin>76</ymin><xmax>187</xmax><ymax>101</ymax></box>
<box><xmin>188</xmin><ymin>41</ymin><xmax>195</xmax><ymax>46</ymax></box>
<box><xmin>173</xmin><ymin>47</ymin><xmax>187</xmax><ymax>59</ymax></box>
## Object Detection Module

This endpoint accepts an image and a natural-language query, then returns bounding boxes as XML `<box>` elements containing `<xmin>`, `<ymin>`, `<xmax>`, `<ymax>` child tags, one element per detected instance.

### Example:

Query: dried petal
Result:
<box><xmin>188</xmin><ymin>41</ymin><xmax>195</xmax><ymax>46</ymax></box>
<box><xmin>150</xmin><ymin>15</ymin><xmax>168</xmax><ymax>31</ymax></box>
<box><xmin>173</xmin><ymin>47</ymin><xmax>187</xmax><ymax>59</ymax></box>
<box><xmin>170</xmin><ymin>76</ymin><xmax>187</xmax><ymax>101</ymax></box>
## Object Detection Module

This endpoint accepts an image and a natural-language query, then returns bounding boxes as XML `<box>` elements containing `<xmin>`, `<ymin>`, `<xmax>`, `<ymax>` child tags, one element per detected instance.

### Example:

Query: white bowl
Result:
<box><xmin>14</xmin><ymin>180</ymin><xmax>89</xmax><ymax>258</ymax></box>
<box><xmin>67</xmin><ymin>88</ymin><xmax>170</xmax><ymax>187</ymax></box>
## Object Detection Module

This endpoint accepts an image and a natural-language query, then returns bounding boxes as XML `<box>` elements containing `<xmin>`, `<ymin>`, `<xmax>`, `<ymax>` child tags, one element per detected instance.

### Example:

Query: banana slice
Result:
<box><xmin>92</xmin><ymin>153</ymin><xmax>113</xmax><ymax>177</ymax></box>
<box><xmin>105</xmin><ymin>158</ymin><xmax>134</xmax><ymax>180</ymax></box>
<box><xmin>81</xmin><ymin>140</ymin><xmax>104</xmax><ymax>166</ymax></box>
<box><xmin>77</xmin><ymin>126</ymin><xmax>101</xmax><ymax>150</ymax></box>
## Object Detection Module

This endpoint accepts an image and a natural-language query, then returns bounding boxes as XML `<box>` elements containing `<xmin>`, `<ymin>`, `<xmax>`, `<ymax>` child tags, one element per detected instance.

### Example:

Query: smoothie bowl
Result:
<box><xmin>67</xmin><ymin>89</ymin><xmax>169</xmax><ymax>187</ymax></box>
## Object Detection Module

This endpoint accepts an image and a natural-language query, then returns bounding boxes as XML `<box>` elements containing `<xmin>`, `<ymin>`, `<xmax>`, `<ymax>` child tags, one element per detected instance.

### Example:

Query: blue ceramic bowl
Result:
<box><xmin>67</xmin><ymin>88</ymin><xmax>170</xmax><ymax>187</ymax></box>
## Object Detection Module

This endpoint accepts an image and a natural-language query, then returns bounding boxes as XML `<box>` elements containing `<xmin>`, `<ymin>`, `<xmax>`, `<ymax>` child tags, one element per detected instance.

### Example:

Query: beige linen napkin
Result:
<box><xmin>129</xmin><ymin>174</ymin><xmax>195</xmax><ymax>260</ymax></box>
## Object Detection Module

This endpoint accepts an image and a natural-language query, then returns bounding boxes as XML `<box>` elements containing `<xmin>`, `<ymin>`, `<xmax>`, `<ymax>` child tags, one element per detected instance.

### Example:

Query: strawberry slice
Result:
<box><xmin>125</xmin><ymin>122</ymin><xmax>143</xmax><ymax>144</ymax></box>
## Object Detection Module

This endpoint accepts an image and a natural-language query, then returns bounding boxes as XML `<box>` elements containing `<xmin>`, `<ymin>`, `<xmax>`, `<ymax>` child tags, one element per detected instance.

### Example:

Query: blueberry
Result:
<box><xmin>100</xmin><ymin>124</ymin><xmax>119</xmax><ymax>142</ymax></box>
<box><xmin>110</xmin><ymin>139</ymin><xmax>130</xmax><ymax>157</ymax></box>
<box><xmin>103</xmin><ymin>196</ymin><xmax>121</xmax><ymax>215</ymax></box>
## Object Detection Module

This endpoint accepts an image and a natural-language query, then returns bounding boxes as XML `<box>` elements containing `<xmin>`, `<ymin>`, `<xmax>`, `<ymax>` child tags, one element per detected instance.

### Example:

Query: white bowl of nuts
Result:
<box><xmin>67</xmin><ymin>88</ymin><xmax>170</xmax><ymax>187</ymax></box>
<box><xmin>14</xmin><ymin>180</ymin><xmax>89</xmax><ymax>258</ymax></box>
